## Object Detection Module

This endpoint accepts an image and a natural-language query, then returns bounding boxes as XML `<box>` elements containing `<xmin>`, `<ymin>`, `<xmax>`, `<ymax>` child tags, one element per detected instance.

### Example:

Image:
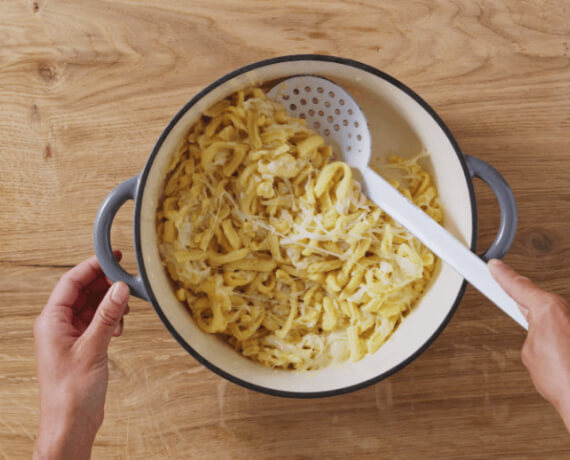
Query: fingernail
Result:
<box><xmin>111</xmin><ymin>282</ymin><xmax>129</xmax><ymax>304</ymax></box>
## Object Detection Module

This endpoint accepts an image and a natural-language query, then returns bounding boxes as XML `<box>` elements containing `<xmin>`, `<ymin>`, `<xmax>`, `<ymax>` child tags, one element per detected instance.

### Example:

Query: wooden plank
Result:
<box><xmin>1</xmin><ymin>0</ymin><xmax>569</xmax><ymax>457</ymax></box>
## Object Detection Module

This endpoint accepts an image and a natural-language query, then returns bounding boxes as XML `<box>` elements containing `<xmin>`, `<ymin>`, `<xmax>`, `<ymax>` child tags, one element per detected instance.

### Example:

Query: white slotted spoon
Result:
<box><xmin>268</xmin><ymin>76</ymin><xmax>528</xmax><ymax>329</ymax></box>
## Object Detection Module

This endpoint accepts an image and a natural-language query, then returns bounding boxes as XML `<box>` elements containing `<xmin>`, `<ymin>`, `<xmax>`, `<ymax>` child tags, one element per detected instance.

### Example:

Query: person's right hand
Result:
<box><xmin>489</xmin><ymin>259</ymin><xmax>570</xmax><ymax>433</ymax></box>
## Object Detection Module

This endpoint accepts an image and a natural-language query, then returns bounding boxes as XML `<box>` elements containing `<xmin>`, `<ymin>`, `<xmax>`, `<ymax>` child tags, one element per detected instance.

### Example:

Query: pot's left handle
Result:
<box><xmin>93</xmin><ymin>175</ymin><xmax>149</xmax><ymax>301</ymax></box>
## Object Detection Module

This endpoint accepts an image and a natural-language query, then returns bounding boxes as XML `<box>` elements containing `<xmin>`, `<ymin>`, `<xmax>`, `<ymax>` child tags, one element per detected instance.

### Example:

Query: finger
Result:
<box><xmin>488</xmin><ymin>259</ymin><xmax>543</xmax><ymax>316</ymax></box>
<box><xmin>47</xmin><ymin>256</ymin><xmax>104</xmax><ymax>310</ymax></box>
<box><xmin>77</xmin><ymin>286</ymin><xmax>115</xmax><ymax>327</ymax></box>
<box><xmin>74</xmin><ymin>290</ymin><xmax>89</xmax><ymax>313</ymax></box>
<box><xmin>88</xmin><ymin>275</ymin><xmax>113</xmax><ymax>293</ymax></box>
<box><xmin>86</xmin><ymin>251</ymin><xmax>123</xmax><ymax>293</ymax></box>
<box><xmin>53</xmin><ymin>251</ymin><xmax>123</xmax><ymax>309</ymax></box>
<box><xmin>82</xmin><ymin>282</ymin><xmax>130</xmax><ymax>356</ymax></box>
<box><xmin>113</xmin><ymin>317</ymin><xmax>124</xmax><ymax>337</ymax></box>
<box><xmin>79</xmin><ymin>301</ymin><xmax>98</xmax><ymax>327</ymax></box>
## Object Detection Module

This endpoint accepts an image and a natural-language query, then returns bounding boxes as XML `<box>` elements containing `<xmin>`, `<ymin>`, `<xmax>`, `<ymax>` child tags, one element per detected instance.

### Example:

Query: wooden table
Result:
<box><xmin>2</xmin><ymin>1</ymin><xmax>569</xmax><ymax>457</ymax></box>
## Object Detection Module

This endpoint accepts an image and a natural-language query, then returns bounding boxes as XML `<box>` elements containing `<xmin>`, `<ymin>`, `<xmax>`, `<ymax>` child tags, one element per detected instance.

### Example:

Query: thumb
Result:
<box><xmin>488</xmin><ymin>259</ymin><xmax>544</xmax><ymax>318</ymax></box>
<box><xmin>83</xmin><ymin>282</ymin><xmax>130</xmax><ymax>356</ymax></box>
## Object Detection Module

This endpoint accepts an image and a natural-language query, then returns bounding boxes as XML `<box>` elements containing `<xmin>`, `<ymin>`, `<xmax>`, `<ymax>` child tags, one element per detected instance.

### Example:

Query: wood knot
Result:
<box><xmin>33</xmin><ymin>2</ymin><xmax>39</xmax><ymax>12</ymax></box>
<box><xmin>44</xmin><ymin>143</ymin><xmax>52</xmax><ymax>159</ymax></box>
<box><xmin>308</xmin><ymin>31</ymin><xmax>326</xmax><ymax>40</ymax></box>
<box><xmin>526</xmin><ymin>228</ymin><xmax>553</xmax><ymax>255</ymax></box>
<box><xmin>38</xmin><ymin>62</ymin><xmax>57</xmax><ymax>82</ymax></box>
<box><xmin>31</xmin><ymin>104</ymin><xmax>41</xmax><ymax>124</ymax></box>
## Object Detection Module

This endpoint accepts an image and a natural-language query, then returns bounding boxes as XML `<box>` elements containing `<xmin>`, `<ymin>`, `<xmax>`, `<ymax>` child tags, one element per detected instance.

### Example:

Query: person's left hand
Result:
<box><xmin>34</xmin><ymin>253</ymin><xmax>130</xmax><ymax>460</ymax></box>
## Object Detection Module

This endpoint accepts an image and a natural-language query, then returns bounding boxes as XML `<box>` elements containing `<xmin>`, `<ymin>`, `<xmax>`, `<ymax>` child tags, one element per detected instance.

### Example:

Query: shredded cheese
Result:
<box><xmin>157</xmin><ymin>87</ymin><xmax>443</xmax><ymax>370</ymax></box>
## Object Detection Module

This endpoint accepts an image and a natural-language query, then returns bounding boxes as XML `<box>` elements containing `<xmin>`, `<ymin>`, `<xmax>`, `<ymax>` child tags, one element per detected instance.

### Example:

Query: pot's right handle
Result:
<box><xmin>465</xmin><ymin>155</ymin><xmax>518</xmax><ymax>261</ymax></box>
<box><xmin>93</xmin><ymin>175</ymin><xmax>149</xmax><ymax>301</ymax></box>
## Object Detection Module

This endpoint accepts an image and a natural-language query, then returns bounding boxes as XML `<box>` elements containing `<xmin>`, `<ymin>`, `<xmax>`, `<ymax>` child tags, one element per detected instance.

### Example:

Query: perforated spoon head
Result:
<box><xmin>269</xmin><ymin>76</ymin><xmax>528</xmax><ymax>330</ymax></box>
<box><xmin>268</xmin><ymin>76</ymin><xmax>371</xmax><ymax>169</ymax></box>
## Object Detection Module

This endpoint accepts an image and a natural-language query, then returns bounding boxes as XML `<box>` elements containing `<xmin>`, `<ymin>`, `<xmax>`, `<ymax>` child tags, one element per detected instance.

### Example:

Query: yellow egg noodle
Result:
<box><xmin>157</xmin><ymin>87</ymin><xmax>443</xmax><ymax>370</ymax></box>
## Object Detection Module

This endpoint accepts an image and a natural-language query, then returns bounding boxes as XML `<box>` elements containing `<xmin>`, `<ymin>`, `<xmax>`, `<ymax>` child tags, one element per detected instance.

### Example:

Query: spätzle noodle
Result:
<box><xmin>157</xmin><ymin>87</ymin><xmax>443</xmax><ymax>370</ymax></box>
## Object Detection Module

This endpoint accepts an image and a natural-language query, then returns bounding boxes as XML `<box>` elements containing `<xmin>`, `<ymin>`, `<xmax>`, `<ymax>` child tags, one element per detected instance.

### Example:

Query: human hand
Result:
<box><xmin>489</xmin><ymin>259</ymin><xmax>570</xmax><ymax>433</ymax></box>
<box><xmin>33</xmin><ymin>253</ymin><xmax>130</xmax><ymax>459</ymax></box>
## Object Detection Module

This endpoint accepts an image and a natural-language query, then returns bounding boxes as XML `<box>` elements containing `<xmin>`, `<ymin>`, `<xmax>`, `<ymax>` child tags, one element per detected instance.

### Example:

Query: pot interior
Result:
<box><xmin>137</xmin><ymin>58</ymin><xmax>474</xmax><ymax>395</ymax></box>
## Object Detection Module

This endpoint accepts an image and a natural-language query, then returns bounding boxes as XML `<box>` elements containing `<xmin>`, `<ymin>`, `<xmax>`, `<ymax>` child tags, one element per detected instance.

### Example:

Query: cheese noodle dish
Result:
<box><xmin>157</xmin><ymin>87</ymin><xmax>443</xmax><ymax>370</ymax></box>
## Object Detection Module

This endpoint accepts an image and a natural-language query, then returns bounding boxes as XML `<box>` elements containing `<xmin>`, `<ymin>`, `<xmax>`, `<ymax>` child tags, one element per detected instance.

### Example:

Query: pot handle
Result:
<box><xmin>464</xmin><ymin>155</ymin><xmax>517</xmax><ymax>261</ymax></box>
<box><xmin>93</xmin><ymin>175</ymin><xmax>149</xmax><ymax>300</ymax></box>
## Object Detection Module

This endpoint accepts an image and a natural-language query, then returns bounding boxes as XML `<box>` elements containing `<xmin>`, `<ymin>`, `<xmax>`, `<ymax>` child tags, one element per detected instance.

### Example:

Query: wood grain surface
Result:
<box><xmin>1</xmin><ymin>0</ymin><xmax>569</xmax><ymax>458</ymax></box>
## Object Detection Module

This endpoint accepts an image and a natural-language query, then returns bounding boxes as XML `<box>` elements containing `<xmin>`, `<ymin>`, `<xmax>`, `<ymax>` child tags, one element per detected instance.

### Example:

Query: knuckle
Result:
<box><xmin>58</xmin><ymin>271</ymin><xmax>73</xmax><ymax>287</ymax></box>
<box><xmin>97</xmin><ymin>306</ymin><xmax>120</xmax><ymax>328</ymax></box>
<box><xmin>543</xmin><ymin>294</ymin><xmax>566</xmax><ymax>313</ymax></box>
<box><xmin>520</xmin><ymin>343</ymin><xmax>531</xmax><ymax>367</ymax></box>
<box><xmin>515</xmin><ymin>275</ymin><xmax>530</xmax><ymax>284</ymax></box>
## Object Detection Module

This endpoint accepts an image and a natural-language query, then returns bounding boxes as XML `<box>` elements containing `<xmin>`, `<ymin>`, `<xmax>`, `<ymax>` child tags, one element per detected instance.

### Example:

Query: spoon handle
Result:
<box><xmin>361</xmin><ymin>167</ymin><xmax>528</xmax><ymax>329</ymax></box>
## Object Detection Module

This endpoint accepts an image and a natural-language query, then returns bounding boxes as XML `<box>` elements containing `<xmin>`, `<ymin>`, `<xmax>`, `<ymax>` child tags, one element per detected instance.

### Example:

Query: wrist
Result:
<box><xmin>35</xmin><ymin>411</ymin><xmax>96</xmax><ymax>460</ymax></box>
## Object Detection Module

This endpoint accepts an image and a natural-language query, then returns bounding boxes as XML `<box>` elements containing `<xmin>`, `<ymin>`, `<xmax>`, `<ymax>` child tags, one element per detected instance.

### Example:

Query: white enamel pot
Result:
<box><xmin>94</xmin><ymin>55</ymin><xmax>517</xmax><ymax>398</ymax></box>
